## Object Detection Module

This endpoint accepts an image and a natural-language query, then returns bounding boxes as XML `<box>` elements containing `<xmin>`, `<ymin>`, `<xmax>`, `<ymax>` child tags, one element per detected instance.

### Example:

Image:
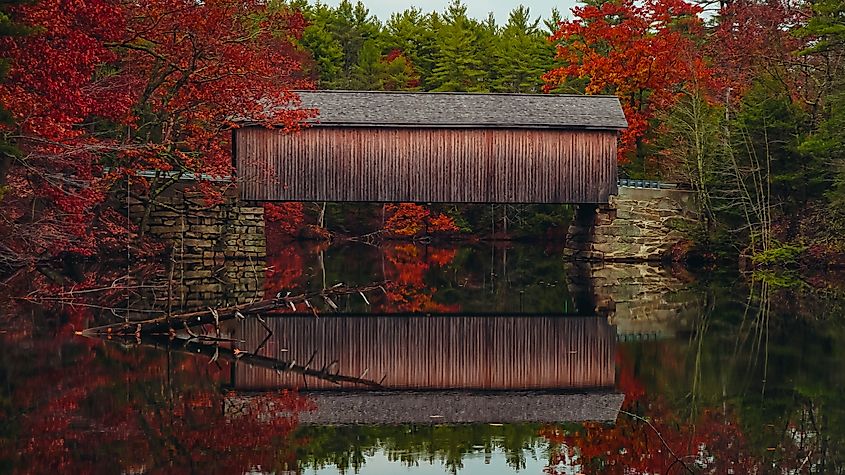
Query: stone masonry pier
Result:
<box><xmin>129</xmin><ymin>187</ymin><xmax>267</xmax><ymax>311</ymax></box>
<box><xmin>565</xmin><ymin>186</ymin><xmax>699</xmax><ymax>262</ymax></box>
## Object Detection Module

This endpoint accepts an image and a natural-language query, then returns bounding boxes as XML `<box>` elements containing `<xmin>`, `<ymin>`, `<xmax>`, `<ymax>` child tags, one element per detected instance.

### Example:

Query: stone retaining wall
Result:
<box><xmin>565</xmin><ymin>187</ymin><xmax>699</xmax><ymax>262</ymax></box>
<box><xmin>129</xmin><ymin>188</ymin><xmax>267</xmax><ymax>310</ymax></box>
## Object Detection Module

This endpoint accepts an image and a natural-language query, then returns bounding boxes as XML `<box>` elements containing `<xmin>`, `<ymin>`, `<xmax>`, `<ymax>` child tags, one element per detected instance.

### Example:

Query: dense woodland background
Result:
<box><xmin>0</xmin><ymin>0</ymin><xmax>844</xmax><ymax>269</ymax></box>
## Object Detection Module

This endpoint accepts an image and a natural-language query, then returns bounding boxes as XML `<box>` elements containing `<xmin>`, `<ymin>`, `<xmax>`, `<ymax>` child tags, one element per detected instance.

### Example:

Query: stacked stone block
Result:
<box><xmin>129</xmin><ymin>187</ymin><xmax>267</xmax><ymax>311</ymax></box>
<box><xmin>565</xmin><ymin>187</ymin><xmax>698</xmax><ymax>262</ymax></box>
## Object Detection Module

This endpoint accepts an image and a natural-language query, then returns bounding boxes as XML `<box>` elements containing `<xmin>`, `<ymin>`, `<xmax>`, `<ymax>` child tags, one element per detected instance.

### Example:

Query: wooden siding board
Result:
<box><xmin>236</xmin><ymin>126</ymin><xmax>618</xmax><ymax>204</ymax></box>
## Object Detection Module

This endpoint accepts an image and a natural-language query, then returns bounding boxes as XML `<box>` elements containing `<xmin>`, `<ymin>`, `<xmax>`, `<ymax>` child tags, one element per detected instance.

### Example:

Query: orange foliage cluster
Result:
<box><xmin>380</xmin><ymin>244</ymin><xmax>459</xmax><ymax>312</ymax></box>
<box><xmin>543</xmin><ymin>0</ymin><xmax>810</xmax><ymax>168</ymax></box>
<box><xmin>383</xmin><ymin>203</ymin><xmax>460</xmax><ymax>237</ymax></box>
<box><xmin>544</xmin><ymin>0</ymin><xmax>708</xmax><ymax>163</ymax></box>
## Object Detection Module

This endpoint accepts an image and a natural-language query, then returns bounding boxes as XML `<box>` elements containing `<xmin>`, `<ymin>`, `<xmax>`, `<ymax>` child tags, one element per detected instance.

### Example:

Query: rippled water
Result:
<box><xmin>2</xmin><ymin>241</ymin><xmax>844</xmax><ymax>474</ymax></box>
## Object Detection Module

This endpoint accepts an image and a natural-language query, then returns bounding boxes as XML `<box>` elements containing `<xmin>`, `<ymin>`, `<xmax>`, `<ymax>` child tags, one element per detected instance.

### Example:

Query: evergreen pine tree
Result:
<box><xmin>494</xmin><ymin>6</ymin><xmax>548</xmax><ymax>93</ymax></box>
<box><xmin>383</xmin><ymin>8</ymin><xmax>439</xmax><ymax>90</ymax></box>
<box><xmin>299</xmin><ymin>4</ymin><xmax>345</xmax><ymax>88</ymax></box>
<box><xmin>430</xmin><ymin>0</ymin><xmax>485</xmax><ymax>92</ymax></box>
<box><xmin>350</xmin><ymin>39</ymin><xmax>386</xmax><ymax>89</ymax></box>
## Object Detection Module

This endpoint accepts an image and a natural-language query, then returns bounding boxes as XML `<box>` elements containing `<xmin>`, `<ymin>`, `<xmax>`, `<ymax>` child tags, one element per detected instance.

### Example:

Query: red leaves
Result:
<box><xmin>264</xmin><ymin>202</ymin><xmax>305</xmax><ymax>237</ymax></box>
<box><xmin>0</xmin><ymin>0</ymin><xmax>313</xmax><ymax>265</ymax></box>
<box><xmin>383</xmin><ymin>203</ymin><xmax>460</xmax><ymax>237</ymax></box>
<box><xmin>708</xmin><ymin>0</ymin><xmax>806</xmax><ymax>99</ymax></box>
<box><xmin>0</xmin><ymin>0</ymin><xmax>130</xmax><ymax>141</ymax></box>
<box><xmin>381</xmin><ymin>243</ymin><xmax>459</xmax><ymax>313</ymax></box>
<box><xmin>542</xmin><ymin>347</ymin><xmax>759</xmax><ymax>474</ymax></box>
<box><xmin>543</xmin><ymin>0</ymin><xmax>708</xmax><ymax>163</ymax></box>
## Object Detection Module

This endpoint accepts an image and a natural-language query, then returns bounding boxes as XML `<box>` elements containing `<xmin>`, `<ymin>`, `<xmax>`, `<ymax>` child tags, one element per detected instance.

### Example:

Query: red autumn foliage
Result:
<box><xmin>380</xmin><ymin>243</ymin><xmax>459</xmax><ymax>313</ymax></box>
<box><xmin>383</xmin><ymin>203</ymin><xmax>460</xmax><ymax>237</ymax></box>
<box><xmin>543</xmin><ymin>0</ymin><xmax>709</xmax><ymax>163</ymax></box>
<box><xmin>114</xmin><ymin>0</ymin><xmax>314</xmax><ymax>176</ymax></box>
<box><xmin>0</xmin><ymin>0</ymin><xmax>133</xmax><ymax>261</ymax></box>
<box><xmin>0</xmin><ymin>293</ymin><xmax>317</xmax><ymax>474</ymax></box>
<box><xmin>264</xmin><ymin>245</ymin><xmax>305</xmax><ymax>300</ymax></box>
<box><xmin>264</xmin><ymin>202</ymin><xmax>306</xmax><ymax>237</ymax></box>
<box><xmin>540</xmin><ymin>347</ymin><xmax>814</xmax><ymax>473</ymax></box>
<box><xmin>0</xmin><ymin>0</ymin><xmax>314</xmax><ymax>268</ymax></box>
<box><xmin>708</xmin><ymin>0</ymin><xmax>808</xmax><ymax>101</ymax></box>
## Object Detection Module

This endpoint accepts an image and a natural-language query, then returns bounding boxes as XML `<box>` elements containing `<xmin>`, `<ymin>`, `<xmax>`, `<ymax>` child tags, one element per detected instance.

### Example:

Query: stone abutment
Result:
<box><xmin>129</xmin><ymin>187</ymin><xmax>267</xmax><ymax>311</ymax></box>
<box><xmin>565</xmin><ymin>186</ymin><xmax>699</xmax><ymax>262</ymax></box>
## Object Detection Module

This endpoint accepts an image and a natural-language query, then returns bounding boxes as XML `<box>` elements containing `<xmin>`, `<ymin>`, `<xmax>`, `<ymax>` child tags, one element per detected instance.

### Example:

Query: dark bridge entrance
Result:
<box><xmin>234</xmin><ymin>91</ymin><xmax>627</xmax><ymax>204</ymax></box>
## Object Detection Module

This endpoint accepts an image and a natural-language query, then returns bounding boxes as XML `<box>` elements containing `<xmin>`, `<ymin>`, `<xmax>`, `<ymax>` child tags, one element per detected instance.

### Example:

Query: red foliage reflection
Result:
<box><xmin>1</xmin><ymin>306</ymin><xmax>312</xmax><ymax>474</ymax></box>
<box><xmin>380</xmin><ymin>244</ymin><xmax>459</xmax><ymax>313</ymax></box>
<box><xmin>541</xmin><ymin>347</ymin><xmax>803</xmax><ymax>474</ymax></box>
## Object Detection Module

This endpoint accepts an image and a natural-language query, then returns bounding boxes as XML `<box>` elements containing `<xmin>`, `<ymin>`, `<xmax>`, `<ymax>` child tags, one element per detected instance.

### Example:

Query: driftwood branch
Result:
<box><xmin>80</xmin><ymin>282</ymin><xmax>387</xmax><ymax>337</ymax></box>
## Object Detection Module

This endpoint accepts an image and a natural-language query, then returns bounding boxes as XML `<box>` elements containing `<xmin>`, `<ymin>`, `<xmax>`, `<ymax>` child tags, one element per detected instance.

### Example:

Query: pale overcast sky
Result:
<box><xmin>321</xmin><ymin>1</ymin><xmax>579</xmax><ymax>25</ymax></box>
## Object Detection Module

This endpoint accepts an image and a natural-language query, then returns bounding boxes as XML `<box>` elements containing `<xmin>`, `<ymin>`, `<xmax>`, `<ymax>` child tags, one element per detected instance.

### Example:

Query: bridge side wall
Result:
<box><xmin>565</xmin><ymin>187</ymin><xmax>699</xmax><ymax>261</ymax></box>
<box><xmin>228</xmin><ymin>316</ymin><xmax>617</xmax><ymax>391</ymax></box>
<box><xmin>235</xmin><ymin>126</ymin><xmax>618</xmax><ymax>204</ymax></box>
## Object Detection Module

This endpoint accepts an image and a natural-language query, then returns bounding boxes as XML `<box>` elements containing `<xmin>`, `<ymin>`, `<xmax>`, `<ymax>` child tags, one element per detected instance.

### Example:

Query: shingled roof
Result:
<box><xmin>227</xmin><ymin>391</ymin><xmax>625</xmax><ymax>425</ymax></box>
<box><xmin>290</xmin><ymin>90</ymin><xmax>627</xmax><ymax>130</ymax></box>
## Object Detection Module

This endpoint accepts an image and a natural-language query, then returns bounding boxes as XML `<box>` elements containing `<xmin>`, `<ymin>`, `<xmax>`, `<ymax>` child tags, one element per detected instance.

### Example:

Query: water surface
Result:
<box><xmin>1</xmin><ymin>241</ymin><xmax>843</xmax><ymax>473</ymax></box>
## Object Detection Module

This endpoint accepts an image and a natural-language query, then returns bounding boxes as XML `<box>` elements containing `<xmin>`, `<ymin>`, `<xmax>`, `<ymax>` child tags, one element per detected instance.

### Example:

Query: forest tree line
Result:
<box><xmin>0</xmin><ymin>0</ymin><xmax>844</xmax><ymax>269</ymax></box>
<box><xmin>289</xmin><ymin>0</ymin><xmax>559</xmax><ymax>94</ymax></box>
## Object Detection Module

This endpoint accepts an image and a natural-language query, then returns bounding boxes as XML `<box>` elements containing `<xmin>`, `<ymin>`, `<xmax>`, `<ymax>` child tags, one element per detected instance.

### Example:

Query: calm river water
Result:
<box><xmin>2</xmin><ymin>241</ymin><xmax>844</xmax><ymax>473</ymax></box>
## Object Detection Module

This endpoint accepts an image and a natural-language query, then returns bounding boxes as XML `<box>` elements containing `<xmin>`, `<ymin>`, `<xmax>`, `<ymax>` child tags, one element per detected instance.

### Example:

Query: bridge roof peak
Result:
<box><xmin>286</xmin><ymin>90</ymin><xmax>627</xmax><ymax>130</ymax></box>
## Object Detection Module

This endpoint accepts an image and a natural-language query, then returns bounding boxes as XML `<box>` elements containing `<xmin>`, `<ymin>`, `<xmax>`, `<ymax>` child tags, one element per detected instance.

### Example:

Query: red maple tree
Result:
<box><xmin>708</xmin><ymin>0</ymin><xmax>808</xmax><ymax>101</ymax></box>
<box><xmin>264</xmin><ymin>202</ymin><xmax>306</xmax><ymax>238</ymax></box>
<box><xmin>383</xmin><ymin>203</ymin><xmax>460</xmax><ymax>237</ymax></box>
<box><xmin>0</xmin><ymin>0</ymin><xmax>314</xmax><ymax>267</ymax></box>
<box><xmin>543</xmin><ymin>0</ymin><xmax>709</xmax><ymax>164</ymax></box>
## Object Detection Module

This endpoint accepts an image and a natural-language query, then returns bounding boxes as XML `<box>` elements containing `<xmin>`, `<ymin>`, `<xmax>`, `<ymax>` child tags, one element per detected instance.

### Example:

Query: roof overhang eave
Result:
<box><xmin>231</xmin><ymin>121</ymin><xmax>628</xmax><ymax>131</ymax></box>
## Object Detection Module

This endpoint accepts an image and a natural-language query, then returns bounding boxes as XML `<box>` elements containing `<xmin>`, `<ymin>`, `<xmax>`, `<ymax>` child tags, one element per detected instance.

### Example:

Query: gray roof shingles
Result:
<box><xmin>290</xmin><ymin>90</ymin><xmax>627</xmax><ymax>130</ymax></box>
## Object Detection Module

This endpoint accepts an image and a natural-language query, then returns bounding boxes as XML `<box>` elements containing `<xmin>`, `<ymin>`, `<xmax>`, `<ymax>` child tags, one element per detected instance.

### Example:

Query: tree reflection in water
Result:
<box><xmin>2</xmin><ymin>243</ymin><xmax>845</xmax><ymax>473</ymax></box>
<box><xmin>0</xmin><ymin>306</ymin><xmax>312</xmax><ymax>474</ymax></box>
<box><xmin>543</xmin><ymin>276</ymin><xmax>845</xmax><ymax>474</ymax></box>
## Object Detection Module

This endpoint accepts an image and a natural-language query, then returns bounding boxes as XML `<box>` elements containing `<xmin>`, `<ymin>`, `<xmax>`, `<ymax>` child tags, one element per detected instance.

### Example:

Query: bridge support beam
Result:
<box><xmin>565</xmin><ymin>187</ymin><xmax>698</xmax><ymax>262</ymax></box>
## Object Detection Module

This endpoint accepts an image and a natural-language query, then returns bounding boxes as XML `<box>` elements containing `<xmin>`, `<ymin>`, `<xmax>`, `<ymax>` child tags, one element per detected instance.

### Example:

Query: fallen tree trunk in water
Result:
<box><xmin>80</xmin><ymin>283</ymin><xmax>387</xmax><ymax>337</ymax></box>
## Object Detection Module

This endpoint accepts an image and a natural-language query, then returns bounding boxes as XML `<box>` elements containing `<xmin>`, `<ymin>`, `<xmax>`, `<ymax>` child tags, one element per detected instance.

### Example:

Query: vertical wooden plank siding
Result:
<box><xmin>230</xmin><ymin>316</ymin><xmax>617</xmax><ymax>391</ymax></box>
<box><xmin>236</xmin><ymin>127</ymin><xmax>618</xmax><ymax>204</ymax></box>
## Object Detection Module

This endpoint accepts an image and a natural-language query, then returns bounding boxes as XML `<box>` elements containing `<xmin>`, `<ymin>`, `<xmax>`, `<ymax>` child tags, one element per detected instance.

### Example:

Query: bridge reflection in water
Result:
<box><xmin>224</xmin><ymin>314</ymin><xmax>624</xmax><ymax>424</ymax></box>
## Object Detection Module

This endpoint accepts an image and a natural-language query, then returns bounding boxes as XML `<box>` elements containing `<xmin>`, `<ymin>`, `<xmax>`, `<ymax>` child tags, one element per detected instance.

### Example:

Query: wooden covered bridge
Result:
<box><xmin>234</xmin><ymin>91</ymin><xmax>627</xmax><ymax>204</ymax></box>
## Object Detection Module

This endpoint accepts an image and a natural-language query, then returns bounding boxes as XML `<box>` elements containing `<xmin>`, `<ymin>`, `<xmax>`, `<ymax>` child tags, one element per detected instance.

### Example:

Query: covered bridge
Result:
<box><xmin>234</xmin><ymin>91</ymin><xmax>627</xmax><ymax>204</ymax></box>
